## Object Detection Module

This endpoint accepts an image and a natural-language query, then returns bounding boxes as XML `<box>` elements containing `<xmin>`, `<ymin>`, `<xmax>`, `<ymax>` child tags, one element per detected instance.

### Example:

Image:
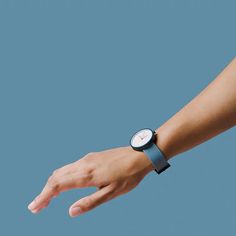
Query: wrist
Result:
<box><xmin>155</xmin><ymin>124</ymin><xmax>178</xmax><ymax>160</ymax></box>
<box><xmin>126</xmin><ymin>146</ymin><xmax>155</xmax><ymax>175</ymax></box>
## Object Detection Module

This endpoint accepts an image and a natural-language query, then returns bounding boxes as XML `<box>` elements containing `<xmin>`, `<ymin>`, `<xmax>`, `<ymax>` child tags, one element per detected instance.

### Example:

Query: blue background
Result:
<box><xmin>0</xmin><ymin>1</ymin><xmax>236</xmax><ymax>235</ymax></box>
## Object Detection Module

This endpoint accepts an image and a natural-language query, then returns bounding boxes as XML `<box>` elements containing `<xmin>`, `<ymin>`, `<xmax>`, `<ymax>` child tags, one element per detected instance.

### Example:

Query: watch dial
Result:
<box><xmin>131</xmin><ymin>129</ymin><xmax>153</xmax><ymax>148</ymax></box>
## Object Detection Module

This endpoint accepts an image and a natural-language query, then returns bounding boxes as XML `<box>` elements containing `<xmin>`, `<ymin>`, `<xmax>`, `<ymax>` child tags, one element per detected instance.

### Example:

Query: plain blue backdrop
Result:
<box><xmin>0</xmin><ymin>1</ymin><xmax>236</xmax><ymax>235</ymax></box>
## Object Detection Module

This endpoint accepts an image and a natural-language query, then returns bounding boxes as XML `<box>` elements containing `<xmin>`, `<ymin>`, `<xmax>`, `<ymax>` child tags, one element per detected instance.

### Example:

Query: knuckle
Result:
<box><xmin>76</xmin><ymin>153</ymin><xmax>98</xmax><ymax>186</ymax></box>
<box><xmin>80</xmin><ymin>163</ymin><xmax>96</xmax><ymax>183</ymax></box>
<box><xmin>47</xmin><ymin>175</ymin><xmax>60</xmax><ymax>192</ymax></box>
<box><xmin>81</xmin><ymin>168</ymin><xmax>94</xmax><ymax>185</ymax></box>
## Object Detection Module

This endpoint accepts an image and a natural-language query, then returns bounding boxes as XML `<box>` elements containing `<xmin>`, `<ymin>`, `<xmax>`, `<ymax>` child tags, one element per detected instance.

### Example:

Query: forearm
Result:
<box><xmin>156</xmin><ymin>57</ymin><xmax>236</xmax><ymax>160</ymax></box>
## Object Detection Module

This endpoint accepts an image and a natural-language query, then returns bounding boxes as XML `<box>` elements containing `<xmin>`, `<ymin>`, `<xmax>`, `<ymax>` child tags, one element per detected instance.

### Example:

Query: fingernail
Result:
<box><xmin>31</xmin><ymin>208</ymin><xmax>40</xmax><ymax>214</ymax></box>
<box><xmin>70</xmin><ymin>207</ymin><xmax>83</xmax><ymax>217</ymax></box>
<box><xmin>28</xmin><ymin>200</ymin><xmax>36</xmax><ymax>211</ymax></box>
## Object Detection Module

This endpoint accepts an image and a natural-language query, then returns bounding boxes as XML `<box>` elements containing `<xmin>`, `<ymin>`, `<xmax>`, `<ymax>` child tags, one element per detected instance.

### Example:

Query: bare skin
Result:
<box><xmin>28</xmin><ymin>57</ymin><xmax>236</xmax><ymax>217</ymax></box>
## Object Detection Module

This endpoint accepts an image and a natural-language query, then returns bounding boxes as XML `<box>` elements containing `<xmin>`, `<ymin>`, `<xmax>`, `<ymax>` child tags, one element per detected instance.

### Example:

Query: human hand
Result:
<box><xmin>28</xmin><ymin>146</ymin><xmax>154</xmax><ymax>217</ymax></box>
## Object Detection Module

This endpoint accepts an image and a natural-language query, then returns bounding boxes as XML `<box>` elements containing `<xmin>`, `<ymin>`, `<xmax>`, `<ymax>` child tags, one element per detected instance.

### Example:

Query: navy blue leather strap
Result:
<box><xmin>143</xmin><ymin>143</ymin><xmax>170</xmax><ymax>174</ymax></box>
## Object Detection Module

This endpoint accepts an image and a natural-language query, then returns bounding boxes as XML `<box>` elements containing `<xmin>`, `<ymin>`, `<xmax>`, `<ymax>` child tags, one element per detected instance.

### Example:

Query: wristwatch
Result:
<box><xmin>130</xmin><ymin>128</ymin><xmax>170</xmax><ymax>174</ymax></box>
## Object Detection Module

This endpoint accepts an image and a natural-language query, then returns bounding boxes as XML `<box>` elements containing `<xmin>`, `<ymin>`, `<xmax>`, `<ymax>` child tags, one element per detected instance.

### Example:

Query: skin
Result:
<box><xmin>28</xmin><ymin>57</ymin><xmax>236</xmax><ymax>217</ymax></box>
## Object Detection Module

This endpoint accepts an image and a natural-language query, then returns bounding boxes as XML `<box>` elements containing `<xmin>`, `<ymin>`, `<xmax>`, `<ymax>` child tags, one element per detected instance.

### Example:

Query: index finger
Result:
<box><xmin>28</xmin><ymin>174</ymin><xmax>63</xmax><ymax>213</ymax></box>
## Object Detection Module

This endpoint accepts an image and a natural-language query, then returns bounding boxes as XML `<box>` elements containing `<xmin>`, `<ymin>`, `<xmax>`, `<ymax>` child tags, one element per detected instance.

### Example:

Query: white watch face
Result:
<box><xmin>131</xmin><ymin>129</ymin><xmax>153</xmax><ymax>148</ymax></box>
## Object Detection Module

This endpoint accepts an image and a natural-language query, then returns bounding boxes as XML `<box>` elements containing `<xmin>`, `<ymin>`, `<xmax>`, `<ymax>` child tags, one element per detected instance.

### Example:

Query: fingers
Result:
<box><xmin>28</xmin><ymin>178</ymin><xmax>60</xmax><ymax>213</ymax></box>
<box><xmin>28</xmin><ymin>162</ymin><xmax>94</xmax><ymax>214</ymax></box>
<box><xmin>69</xmin><ymin>184</ymin><xmax>116</xmax><ymax>217</ymax></box>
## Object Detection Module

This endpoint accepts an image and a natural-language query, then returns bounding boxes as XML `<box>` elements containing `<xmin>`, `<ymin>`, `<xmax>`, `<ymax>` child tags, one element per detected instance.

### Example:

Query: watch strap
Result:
<box><xmin>143</xmin><ymin>143</ymin><xmax>170</xmax><ymax>174</ymax></box>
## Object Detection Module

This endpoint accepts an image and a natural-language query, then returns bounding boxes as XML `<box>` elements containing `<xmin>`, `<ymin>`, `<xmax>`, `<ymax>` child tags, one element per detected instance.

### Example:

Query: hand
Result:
<box><xmin>28</xmin><ymin>146</ymin><xmax>154</xmax><ymax>217</ymax></box>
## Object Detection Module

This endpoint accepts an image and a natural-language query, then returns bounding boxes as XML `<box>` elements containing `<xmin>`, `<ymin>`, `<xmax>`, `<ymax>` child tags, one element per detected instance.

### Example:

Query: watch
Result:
<box><xmin>130</xmin><ymin>128</ymin><xmax>170</xmax><ymax>174</ymax></box>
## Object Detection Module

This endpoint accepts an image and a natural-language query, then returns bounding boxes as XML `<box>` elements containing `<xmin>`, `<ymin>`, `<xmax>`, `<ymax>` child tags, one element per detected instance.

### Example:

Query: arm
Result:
<box><xmin>157</xmin><ymin>57</ymin><xmax>236</xmax><ymax>160</ymax></box>
<box><xmin>28</xmin><ymin>57</ymin><xmax>236</xmax><ymax>217</ymax></box>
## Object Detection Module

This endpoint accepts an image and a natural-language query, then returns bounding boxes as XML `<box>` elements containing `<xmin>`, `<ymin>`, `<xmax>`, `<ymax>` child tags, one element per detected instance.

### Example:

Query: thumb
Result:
<box><xmin>69</xmin><ymin>184</ymin><xmax>115</xmax><ymax>217</ymax></box>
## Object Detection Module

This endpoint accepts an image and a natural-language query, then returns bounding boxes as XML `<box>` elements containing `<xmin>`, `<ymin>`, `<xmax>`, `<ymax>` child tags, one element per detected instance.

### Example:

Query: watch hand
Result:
<box><xmin>140</xmin><ymin>134</ymin><xmax>147</xmax><ymax>140</ymax></box>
